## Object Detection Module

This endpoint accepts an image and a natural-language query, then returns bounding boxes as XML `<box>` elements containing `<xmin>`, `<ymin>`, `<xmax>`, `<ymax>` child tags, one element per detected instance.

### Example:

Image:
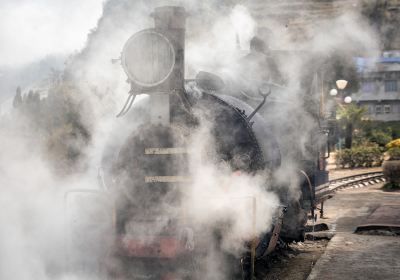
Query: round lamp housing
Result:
<box><xmin>122</xmin><ymin>30</ymin><xmax>176</xmax><ymax>88</ymax></box>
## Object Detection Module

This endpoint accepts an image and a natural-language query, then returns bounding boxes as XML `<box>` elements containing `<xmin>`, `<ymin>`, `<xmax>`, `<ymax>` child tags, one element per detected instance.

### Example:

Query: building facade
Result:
<box><xmin>353</xmin><ymin>50</ymin><xmax>400</xmax><ymax>122</ymax></box>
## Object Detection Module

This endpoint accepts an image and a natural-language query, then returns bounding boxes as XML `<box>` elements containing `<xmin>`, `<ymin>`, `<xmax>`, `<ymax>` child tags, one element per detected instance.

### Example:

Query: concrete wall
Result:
<box><xmin>354</xmin><ymin>66</ymin><xmax>400</xmax><ymax>121</ymax></box>
<box><xmin>358</xmin><ymin>100</ymin><xmax>400</xmax><ymax>121</ymax></box>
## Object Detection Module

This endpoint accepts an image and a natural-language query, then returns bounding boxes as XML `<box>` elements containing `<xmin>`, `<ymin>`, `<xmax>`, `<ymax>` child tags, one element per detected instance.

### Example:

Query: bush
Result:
<box><xmin>335</xmin><ymin>145</ymin><xmax>383</xmax><ymax>168</ymax></box>
<box><xmin>336</xmin><ymin>149</ymin><xmax>352</xmax><ymax>168</ymax></box>
<box><xmin>387</xmin><ymin>147</ymin><xmax>400</xmax><ymax>161</ymax></box>
<box><xmin>369</xmin><ymin>129</ymin><xmax>392</xmax><ymax>147</ymax></box>
<box><xmin>383</xmin><ymin>182</ymin><xmax>400</xmax><ymax>191</ymax></box>
<box><xmin>363</xmin><ymin>121</ymin><xmax>400</xmax><ymax>139</ymax></box>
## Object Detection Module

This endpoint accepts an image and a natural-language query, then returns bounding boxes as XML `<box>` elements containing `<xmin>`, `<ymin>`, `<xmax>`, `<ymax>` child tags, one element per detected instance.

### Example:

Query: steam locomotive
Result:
<box><xmin>68</xmin><ymin>5</ymin><xmax>330</xmax><ymax>280</ymax></box>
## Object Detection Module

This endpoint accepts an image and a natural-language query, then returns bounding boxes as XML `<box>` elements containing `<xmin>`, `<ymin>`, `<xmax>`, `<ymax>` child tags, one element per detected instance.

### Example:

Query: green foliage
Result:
<box><xmin>337</xmin><ymin>103</ymin><xmax>367</xmax><ymax>124</ymax></box>
<box><xmin>11</xmin><ymin>81</ymin><xmax>91</xmax><ymax>175</ymax></box>
<box><xmin>388</xmin><ymin>122</ymin><xmax>400</xmax><ymax>139</ymax></box>
<box><xmin>43</xmin><ymin>83</ymin><xmax>91</xmax><ymax>174</ymax></box>
<box><xmin>363</xmin><ymin>121</ymin><xmax>400</xmax><ymax>139</ymax></box>
<box><xmin>336</xmin><ymin>149</ymin><xmax>352</xmax><ymax>168</ymax></box>
<box><xmin>382</xmin><ymin>182</ymin><xmax>400</xmax><ymax>191</ymax></box>
<box><xmin>368</xmin><ymin>129</ymin><xmax>392</xmax><ymax>147</ymax></box>
<box><xmin>351</xmin><ymin>121</ymin><xmax>399</xmax><ymax>149</ymax></box>
<box><xmin>336</xmin><ymin>104</ymin><xmax>367</xmax><ymax>148</ymax></box>
<box><xmin>336</xmin><ymin>145</ymin><xmax>383</xmax><ymax>168</ymax></box>
<box><xmin>387</xmin><ymin>147</ymin><xmax>400</xmax><ymax>161</ymax></box>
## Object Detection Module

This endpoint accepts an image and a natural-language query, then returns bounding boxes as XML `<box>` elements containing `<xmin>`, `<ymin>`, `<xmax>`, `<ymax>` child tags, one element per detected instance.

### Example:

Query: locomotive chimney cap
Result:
<box><xmin>151</xmin><ymin>6</ymin><xmax>187</xmax><ymax>29</ymax></box>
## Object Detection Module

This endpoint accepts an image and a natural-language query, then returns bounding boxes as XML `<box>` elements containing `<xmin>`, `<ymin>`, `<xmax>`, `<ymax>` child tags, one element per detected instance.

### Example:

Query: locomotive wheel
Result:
<box><xmin>280</xmin><ymin>199</ymin><xmax>307</xmax><ymax>242</ymax></box>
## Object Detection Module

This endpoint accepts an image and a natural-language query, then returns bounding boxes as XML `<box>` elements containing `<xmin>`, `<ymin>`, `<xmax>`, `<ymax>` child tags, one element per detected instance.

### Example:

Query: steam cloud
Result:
<box><xmin>0</xmin><ymin>0</ymin><xmax>104</xmax><ymax>67</ymax></box>
<box><xmin>0</xmin><ymin>0</ymin><xmax>379</xmax><ymax>279</ymax></box>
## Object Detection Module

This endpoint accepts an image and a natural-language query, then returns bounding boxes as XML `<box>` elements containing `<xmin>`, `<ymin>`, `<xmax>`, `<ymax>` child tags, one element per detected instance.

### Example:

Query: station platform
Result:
<box><xmin>307</xmin><ymin>184</ymin><xmax>400</xmax><ymax>280</ymax></box>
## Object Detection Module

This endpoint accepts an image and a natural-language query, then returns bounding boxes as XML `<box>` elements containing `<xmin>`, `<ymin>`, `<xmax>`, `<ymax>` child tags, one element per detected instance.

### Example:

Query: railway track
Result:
<box><xmin>314</xmin><ymin>171</ymin><xmax>385</xmax><ymax>217</ymax></box>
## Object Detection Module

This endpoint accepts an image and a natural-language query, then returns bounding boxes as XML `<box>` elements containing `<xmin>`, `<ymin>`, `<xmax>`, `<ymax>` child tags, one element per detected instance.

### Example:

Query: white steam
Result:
<box><xmin>0</xmin><ymin>1</ymin><xmax>380</xmax><ymax>279</ymax></box>
<box><xmin>184</xmin><ymin>121</ymin><xmax>278</xmax><ymax>254</ymax></box>
<box><xmin>0</xmin><ymin>0</ymin><xmax>104</xmax><ymax>67</ymax></box>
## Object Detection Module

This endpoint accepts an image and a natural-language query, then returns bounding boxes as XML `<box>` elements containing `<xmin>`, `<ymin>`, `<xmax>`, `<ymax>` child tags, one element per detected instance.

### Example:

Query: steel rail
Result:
<box><xmin>314</xmin><ymin>171</ymin><xmax>385</xmax><ymax>217</ymax></box>
<box><xmin>316</xmin><ymin>171</ymin><xmax>383</xmax><ymax>193</ymax></box>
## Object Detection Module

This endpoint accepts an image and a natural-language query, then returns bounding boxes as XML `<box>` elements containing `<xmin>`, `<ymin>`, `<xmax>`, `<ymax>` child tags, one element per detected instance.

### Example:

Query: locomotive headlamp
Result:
<box><xmin>117</xmin><ymin>6</ymin><xmax>186</xmax><ymax>122</ymax></box>
<box><xmin>122</xmin><ymin>30</ymin><xmax>176</xmax><ymax>87</ymax></box>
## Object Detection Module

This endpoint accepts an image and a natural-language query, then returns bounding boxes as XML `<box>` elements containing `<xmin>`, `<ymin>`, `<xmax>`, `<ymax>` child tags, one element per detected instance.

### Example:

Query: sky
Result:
<box><xmin>0</xmin><ymin>0</ymin><xmax>104</xmax><ymax>67</ymax></box>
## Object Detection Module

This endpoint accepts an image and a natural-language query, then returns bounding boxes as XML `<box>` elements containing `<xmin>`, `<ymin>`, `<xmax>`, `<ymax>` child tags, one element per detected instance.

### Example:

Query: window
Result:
<box><xmin>368</xmin><ymin>105</ymin><xmax>374</xmax><ymax>114</ymax></box>
<box><xmin>384</xmin><ymin>105</ymin><xmax>391</xmax><ymax>114</ymax></box>
<box><xmin>384</xmin><ymin>80</ymin><xmax>398</xmax><ymax>92</ymax></box>
<box><xmin>375</xmin><ymin>105</ymin><xmax>382</xmax><ymax>114</ymax></box>
<box><xmin>362</xmin><ymin>81</ymin><xmax>375</xmax><ymax>92</ymax></box>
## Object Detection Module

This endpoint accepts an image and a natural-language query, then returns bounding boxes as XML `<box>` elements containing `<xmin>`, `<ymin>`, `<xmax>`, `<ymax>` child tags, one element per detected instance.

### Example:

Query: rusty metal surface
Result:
<box><xmin>356</xmin><ymin>205</ymin><xmax>400</xmax><ymax>232</ymax></box>
<box><xmin>265</xmin><ymin>206</ymin><xmax>286</xmax><ymax>256</ymax></box>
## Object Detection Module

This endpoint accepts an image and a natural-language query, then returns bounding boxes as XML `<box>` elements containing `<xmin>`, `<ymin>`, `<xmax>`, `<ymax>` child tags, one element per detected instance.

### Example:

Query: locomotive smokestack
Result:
<box><xmin>152</xmin><ymin>6</ymin><xmax>187</xmax><ymax>90</ymax></box>
<box><xmin>152</xmin><ymin>6</ymin><xmax>187</xmax><ymax>30</ymax></box>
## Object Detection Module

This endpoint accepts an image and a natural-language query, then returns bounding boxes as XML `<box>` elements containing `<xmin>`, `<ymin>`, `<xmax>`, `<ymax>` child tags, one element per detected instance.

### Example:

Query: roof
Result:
<box><xmin>379</xmin><ymin>57</ymin><xmax>400</xmax><ymax>63</ymax></box>
<box><xmin>353</xmin><ymin>91</ymin><xmax>400</xmax><ymax>102</ymax></box>
<box><xmin>355</xmin><ymin>55</ymin><xmax>400</xmax><ymax>72</ymax></box>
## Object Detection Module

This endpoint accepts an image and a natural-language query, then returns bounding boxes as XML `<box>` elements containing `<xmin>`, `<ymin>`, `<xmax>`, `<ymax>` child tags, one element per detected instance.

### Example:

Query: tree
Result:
<box><xmin>337</xmin><ymin>103</ymin><xmax>367</xmax><ymax>149</ymax></box>
<box><xmin>368</xmin><ymin>128</ymin><xmax>392</xmax><ymax>147</ymax></box>
<box><xmin>12</xmin><ymin>86</ymin><xmax>23</xmax><ymax>108</ymax></box>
